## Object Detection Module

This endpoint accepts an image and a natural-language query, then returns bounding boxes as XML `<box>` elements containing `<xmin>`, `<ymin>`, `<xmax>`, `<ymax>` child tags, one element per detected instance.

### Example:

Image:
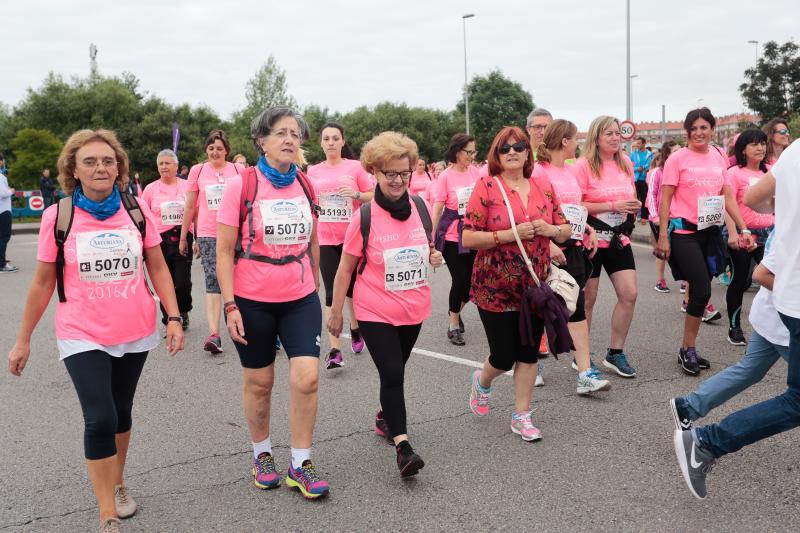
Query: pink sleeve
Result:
<box><xmin>36</xmin><ymin>205</ymin><xmax>58</xmax><ymax>262</ymax></box>
<box><xmin>187</xmin><ymin>164</ymin><xmax>201</xmax><ymax>192</ymax></box>
<box><xmin>433</xmin><ymin>172</ymin><xmax>448</xmax><ymax>203</ymax></box>
<box><xmin>355</xmin><ymin>164</ymin><xmax>374</xmax><ymax>192</ymax></box>
<box><xmin>140</xmin><ymin>183</ymin><xmax>154</xmax><ymax>210</ymax></box>
<box><xmin>216</xmin><ymin>175</ymin><xmax>243</xmax><ymax>228</ymax></box>
<box><xmin>342</xmin><ymin>209</ymin><xmax>364</xmax><ymax>257</ymax></box>
<box><xmin>661</xmin><ymin>151</ymin><xmax>681</xmax><ymax>187</ymax></box>
<box><xmin>137</xmin><ymin>200</ymin><xmax>163</xmax><ymax>248</ymax></box>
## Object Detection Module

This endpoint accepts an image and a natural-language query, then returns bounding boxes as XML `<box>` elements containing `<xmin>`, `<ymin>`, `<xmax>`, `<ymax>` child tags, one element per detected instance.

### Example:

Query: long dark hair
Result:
<box><xmin>734</xmin><ymin>128</ymin><xmax>769</xmax><ymax>172</ymax></box>
<box><xmin>762</xmin><ymin>117</ymin><xmax>789</xmax><ymax>162</ymax></box>
<box><xmin>445</xmin><ymin>133</ymin><xmax>475</xmax><ymax>164</ymax></box>
<box><xmin>659</xmin><ymin>140</ymin><xmax>678</xmax><ymax>169</ymax></box>
<box><xmin>320</xmin><ymin>122</ymin><xmax>356</xmax><ymax>160</ymax></box>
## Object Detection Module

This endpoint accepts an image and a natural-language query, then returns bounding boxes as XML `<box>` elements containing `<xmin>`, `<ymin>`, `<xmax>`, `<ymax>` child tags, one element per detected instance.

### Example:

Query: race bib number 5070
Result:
<box><xmin>76</xmin><ymin>229</ymin><xmax>141</xmax><ymax>283</ymax></box>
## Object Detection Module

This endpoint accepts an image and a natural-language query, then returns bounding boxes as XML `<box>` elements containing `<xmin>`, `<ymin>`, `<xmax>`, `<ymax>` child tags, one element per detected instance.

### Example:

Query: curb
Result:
<box><xmin>11</xmin><ymin>225</ymin><xmax>40</xmax><ymax>236</ymax></box>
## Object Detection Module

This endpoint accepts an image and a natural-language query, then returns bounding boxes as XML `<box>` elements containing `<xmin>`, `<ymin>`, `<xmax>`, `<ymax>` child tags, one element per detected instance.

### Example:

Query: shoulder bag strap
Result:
<box><xmin>492</xmin><ymin>177</ymin><xmax>541</xmax><ymax>287</ymax></box>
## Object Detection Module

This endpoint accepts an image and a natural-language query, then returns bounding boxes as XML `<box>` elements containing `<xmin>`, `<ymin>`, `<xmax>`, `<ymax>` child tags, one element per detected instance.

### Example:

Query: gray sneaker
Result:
<box><xmin>0</xmin><ymin>264</ymin><xmax>19</xmax><ymax>273</ymax></box>
<box><xmin>99</xmin><ymin>517</ymin><xmax>121</xmax><ymax>533</ymax></box>
<box><xmin>114</xmin><ymin>484</ymin><xmax>137</xmax><ymax>518</ymax></box>
<box><xmin>447</xmin><ymin>328</ymin><xmax>465</xmax><ymax>346</ymax></box>
<box><xmin>673</xmin><ymin>429</ymin><xmax>715</xmax><ymax>499</ymax></box>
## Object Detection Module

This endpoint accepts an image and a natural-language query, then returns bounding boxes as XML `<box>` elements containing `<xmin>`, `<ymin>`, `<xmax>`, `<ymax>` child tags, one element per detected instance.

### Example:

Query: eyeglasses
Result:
<box><xmin>527</xmin><ymin>124</ymin><xmax>547</xmax><ymax>131</ymax></box>
<box><xmin>498</xmin><ymin>141</ymin><xmax>528</xmax><ymax>155</ymax></box>
<box><xmin>775</xmin><ymin>129</ymin><xmax>790</xmax><ymax>135</ymax></box>
<box><xmin>461</xmin><ymin>149</ymin><xmax>477</xmax><ymax>156</ymax></box>
<box><xmin>79</xmin><ymin>157</ymin><xmax>117</xmax><ymax>169</ymax></box>
<box><xmin>380</xmin><ymin>170</ymin><xmax>412</xmax><ymax>182</ymax></box>
<box><xmin>270</xmin><ymin>129</ymin><xmax>302</xmax><ymax>141</ymax></box>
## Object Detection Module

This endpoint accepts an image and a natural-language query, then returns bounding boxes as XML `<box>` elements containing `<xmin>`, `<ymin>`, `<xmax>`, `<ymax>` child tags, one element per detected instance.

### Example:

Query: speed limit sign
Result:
<box><xmin>620</xmin><ymin>120</ymin><xmax>636</xmax><ymax>141</ymax></box>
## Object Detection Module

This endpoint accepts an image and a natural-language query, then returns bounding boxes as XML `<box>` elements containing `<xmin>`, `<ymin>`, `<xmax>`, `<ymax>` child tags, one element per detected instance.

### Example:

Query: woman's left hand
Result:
<box><xmin>327</xmin><ymin>312</ymin><xmax>344</xmax><ymax>338</ymax></box>
<box><xmin>531</xmin><ymin>219</ymin><xmax>555</xmax><ymax>237</ymax></box>
<box><xmin>165</xmin><ymin>322</ymin><xmax>185</xmax><ymax>356</ymax></box>
<box><xmin>429</xmin><ymin>245</ymin><xmax>444</xmax><ymax>268</ymax></box>
<box><xmin>585</xmin><ymin>227</ymin><xmax>599</xmax><ymax>258</ymax></box>
<box><xmin>338</xmin><ymin>185</ymin><xmax>358</xmax><ymax>199</ymax></box>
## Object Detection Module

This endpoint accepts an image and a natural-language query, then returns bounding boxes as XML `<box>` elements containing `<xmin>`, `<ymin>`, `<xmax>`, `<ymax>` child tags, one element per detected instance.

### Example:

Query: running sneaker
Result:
<box><xmin>727</xmin><ymin>327</ymin><xmax>746</xmax><ymax>346</ymax></box>
<box><xmin>538</xmin><ymin>334</ymin><xmax>549</xmax><ymax>357</ymax></box>
<box><xmin>603</xmin><ymin>352</ymin><xmax>637</xmax><ymax>377</ymax></box>
<box><xmin>576</xmin><ymin>368</ymin><xmax>611</xmax><ymax>395</ymax></box>
<box><xmin>680</xmin><ymin>282</ymin><xmax>687</xmax><ymax>294</ymax></box>
<box><xmin>669</xmin><ymin>397</ymin><xmax>693</xmax><ymax>431</ymax></box>
<box><xmin>395</xmin><ymin>440</ymin><xmax>425</xmax><ymax>477</ymax></box>
<box><xmin>285</xmin><ymin>460</ymin><xmax>330</xmax><ymax>499</ymax></box>
<box><xmin>678</xmin><ymin>347</ymin><xmax>701</xmax><ymax>375</ymax></box>
<box><xmin>114</xmin><ymin>485</ymin><xmax>137</xmax><ymax>518</ymax></box>
<box><xmin>673</xmin><ymin>429</ymin><xmax>715</xmax><ymax>499</ymax></box>
<box><xmin>350</xmin><ymin>328</ymin><xmax>365</xmax><ymax>354</ymax></box>
<box><xmin>571</xmin><ymin>358</ymin><xmax>601</xmax><ymax>372</ymax></box>
<box><xmin>325</xmin><ymin>348</ymin><xmax>344</xmax><ymax>369</ymax></box>
<box><xmin>203</xmin><ymin>334</ymin><xmax>223</xmax><ymax>354</ymax></box>
<box><xmin>448</xmin><ymin>328</ymin><xmax>465</xmax><ymax>346</ymax></box>
<box><xmin>718</xmin><ymin>271</ymin><xmax>731</xmax><ymax>286</ymax></box>
<box><xmin>374</xmin><ymin>410</ymin><xmax>393</xmax><ymax>443</ymax></box>
<box><xmin>654</xmin><ymin>279</ymin><xmax>670</xmax><ymax>293</ymax></box>
<box><xmin>469</xmin><ymin>370</ymin><xmax>490</xmax><ymax>416</ymax></box>
<box><xmin>534</xmin><ymin>362</ymin><xmax>544</xmax><ymax>387</ymax></box>
<box><xmin>510</xmin><ymin>411</ymin><xmax>542</xmax><ymax>441</ymax></box>
<box><xmin>99</xmin><ymin>517</ymin><xmax>121</xmax><ymax>533</ymax></box>
<box><xmin>252</xmin><ymin>452</ymin><xmax>280</xmax><ymax>489</ymax></box>
<box><xmin>0</xmin><ymin>264</ymin><xmax>19</xmax><ymax>273</ymax></box>
<box><xmin>702</xmin><ymin>304</ymin><xmax>722</xmax><ymax>323</ymax></box>
<box><xmin>696</xmin><ymin>353</ymin><xmax>711</xmax><ymax>369</ymax></box>
<box><xmin>180</xmin><ymin>312</ymin><xmax>189</xmax><ymax>331</ymax></box>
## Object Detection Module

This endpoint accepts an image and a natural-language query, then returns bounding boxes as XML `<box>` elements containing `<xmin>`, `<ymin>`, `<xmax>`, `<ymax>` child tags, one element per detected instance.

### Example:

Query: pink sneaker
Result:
<box><xmin>469</xmin><ymin>370</ymin><xmax>491</xmax><ymax>416</ymax></box>
<box><xmin>510</xmin><ymin>411</ymin><xmax>542</xmax><ymax>441</ymax></box>
<box><xmin>703</xmin><ymin>304</ymin><xmax>722</xmax><ymax>323</ymax></box>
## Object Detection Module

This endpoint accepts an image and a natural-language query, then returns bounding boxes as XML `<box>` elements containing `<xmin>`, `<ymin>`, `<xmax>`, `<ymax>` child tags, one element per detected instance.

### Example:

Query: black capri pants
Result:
<box><xmin>670</xmin><ymin>231</ymin><xmax>714</xmax><ymax>317</ymax></box>
<box><xmin>726</xmin><ymin>245</ymin><xmax>765</xmax><ymax>328</ymax></box>
<box><xmin>561</xmin><ymin>244</ymin><xmax>591</xmax><ymax>323</ymax></box>
<box><xmin>635</xmin><ymin>181</ymin><xmax>649</xmax><ymax>220</ymax></box>
<box><xmin>64</xmin><ymin>350</ymin><xmax>148</xmax><ymax>460</ymax></box>
<box><xmin>159</xmin><ymin>228</ymin><xmax>193</xmax><ymax>315</ymax></box>
<box><xmin>320</xmin><ymin>244</ymin><xmax>356</xmax><ymax>307</ymax></box>
<box><xmin>359</xmin><ymin>321</ymin><xmax>423</xmax><ymax>438</ymax></box>
<box><xmin>442</xmin><ymin>242</ymin><xmax>477</xmax><ymax>314</ymax></box>
<box><xmin>479</xmin><ymin>307</ymin><xmax>545</xmax><ymax>371</ymax></box>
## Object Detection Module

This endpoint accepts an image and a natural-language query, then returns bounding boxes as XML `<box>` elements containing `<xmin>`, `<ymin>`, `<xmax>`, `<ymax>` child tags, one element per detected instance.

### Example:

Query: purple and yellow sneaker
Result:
<box><xmin>350</xmin><ymin>328</ymin><xmax>365</xmax><ymax>354</ymax></box>
<box><xmin>285</xmin><ymin>460</ymin><xmax>330</xmax><ymax>499</ymax></box>
<box><xmin>252</xmin><ymin>452</ymin><xmax>280</xmax><ymax>489</ymax></box>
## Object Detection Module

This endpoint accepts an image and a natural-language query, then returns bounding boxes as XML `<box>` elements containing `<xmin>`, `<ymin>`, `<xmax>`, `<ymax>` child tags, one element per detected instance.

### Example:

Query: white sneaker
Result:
<box><xmin>534</xmin><ymin>362</ymin><xmax>544</xmax><ymax>387</ymax></box>
<box><xmin>576</xmin><ymin>369</ymin><xmax>611</xmax><ymax>395</ymax></box>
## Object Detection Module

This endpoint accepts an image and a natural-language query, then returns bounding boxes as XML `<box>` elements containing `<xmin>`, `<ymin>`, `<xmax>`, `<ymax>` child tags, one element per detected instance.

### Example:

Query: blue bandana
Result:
<box><xmin>73</xmin><ymin>184</ymin><xmax>121</xmax><ymax>220</ymax></box>
<box><xmin>257</xmin><ymin>156</ymin><xmax>297</xmax><ymax>188</ymax></box>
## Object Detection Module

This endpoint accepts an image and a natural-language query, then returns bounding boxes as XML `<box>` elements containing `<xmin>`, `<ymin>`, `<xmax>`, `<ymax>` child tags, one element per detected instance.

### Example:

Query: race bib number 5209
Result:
<box><xmin>697</xmin><ymin>195</ymin><xmax>724</xmax><ymax>230</ymax></box>
<box><xmin>76</xmin><ymin>229</ymin><xmax>141</xmax><ymax>283</ymax></box>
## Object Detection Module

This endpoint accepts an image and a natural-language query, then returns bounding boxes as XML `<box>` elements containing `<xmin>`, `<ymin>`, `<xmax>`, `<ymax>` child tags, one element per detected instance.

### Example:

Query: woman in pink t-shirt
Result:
<box><xmin>327</xmin><ymin>131</ymin><xmax>443</xmax><ymax>477</ymax></box>
<box><xmin>408</xmin><ymin>158</ymin><xmax>434</xmax><ymax>201</ymax></box>
<box><xmin>179</xmin><ymin>129</ymin><xmax>244</xmax><ymax>356</ymax></box>
<box><xmin>8</xmin><ymin>130</ymin><xmax>184</xmax><ymax>530</ymax></box>
<box><xmin>306</xmin><ymin>123</ymin><xmax>374</xmax><ymax>369</ymax></box>
<box><xmin>648</xmin><ymin>140</ymin><xmax>680</xmax><ymax>293</ymax></box>
<box><xmin>141</xmin><ymin>149</ymin><xmax>194</xmax><ymax>328</ymax></box>
<box><xmin>574</xmin><ymin>116</ymin><xmax>640</xmax><ymax>378</ymax></box>
<box><xmin>533</xmin><ymin>119</ymin><xmax>609</xmax><ymax>395</ymax></box>
<box><xmin>655</xmin><ymin>108</ymin><xmax>753</xmax><ymax>375</ymax></box>
<box><xmin>463</xmin><ymin>126</ymin><xmax>570</xmax><ymax>442</ymax></box>
<box><xmin>216</xmin><ymin>106</ymin><xmax>329</xmax><ymax>499</ymax></box>
<box><xmin>431</xmin><ymin>133</ymin><xmax>480</xmax><ymax>346</ymax></box>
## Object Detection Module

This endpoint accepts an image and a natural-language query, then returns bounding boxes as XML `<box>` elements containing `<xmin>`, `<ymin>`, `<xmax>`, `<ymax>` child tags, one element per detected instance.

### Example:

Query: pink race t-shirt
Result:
<box><xmin>725</xmin><ymin>165</ymin><xmax>775</xmax><ymax>230</ymax></box>
<box><xmin>216</xmin><ymin>169</ymin><xmax>318</xmax><ymax>303</ymax></box>
<box><xmin>433</xmin><ymin>165</ymin><xmax>480</xmax><ymax>242</ymax></box>
<box><xmin>533</xmin><ymin>162</ymin><xmax>582</xmax><ymax>205</ymax></box>
<box><xmin>37</xmin><ymin>199</ymin><xmax>162</xmax><ymax>345</ymax></box>
<box><xmin>573</xmin><ymin>156</ymin><xmax>636</xmax><ymax>248</ymax></box>
<box><xmin>343</xmin><ymin>200</ymin><xmax>433</xmax><ymax>326</ymax></box>
<box><xmin>141</xmin><ymin>178</ymin><xmax>192</xmax><ymax>234</ymax></box>
<box><xmin>306</xmin><ymin>159</ymin><xmax>373</xmax><ymax>246</ymax></box>
<box><xmin>187</xmin><ymin>162</ymin><xmax>244</xmax><ymax>238</ymax></box>
<box><xmin>408</xmin><ymin>171</ymin><xmax>434</xmax><ymax>201</ymax></box>
<box><xmin>661</xmin><ymin>147</ymin><xmax>728</xmax><ymax>231</ymax></box>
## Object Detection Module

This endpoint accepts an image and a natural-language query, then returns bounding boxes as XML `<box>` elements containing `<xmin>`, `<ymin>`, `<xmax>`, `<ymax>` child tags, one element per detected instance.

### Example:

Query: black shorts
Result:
<box><xmin>319</xmin><ymin>244</ymin><xmax>356</xmax><ymax>307</ymax></box>
<box><xmin>562</xmin><ymin>244</ymin><xmax>591</xmax><ymax>322</ymax></box>
<box><xmin>233</xmin><ymin>291</ymin><xmax>322</xmax><ymax>369</ymax></box>
<box><xmin>589</xmin><ymin>244</ymin><xmax>636</xmax><ymax>279</ymax></box>
<box><xmin>478</xmin><ymin>307</ymin><xmax>544</xmax><ymax>371</ymax></box>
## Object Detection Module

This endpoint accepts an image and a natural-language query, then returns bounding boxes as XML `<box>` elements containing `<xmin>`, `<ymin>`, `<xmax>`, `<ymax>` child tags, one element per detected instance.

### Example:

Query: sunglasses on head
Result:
<box><xmin>498</xmin><ymin>141</ymin><xmax>528</xmax><ymax>155</ymax></box>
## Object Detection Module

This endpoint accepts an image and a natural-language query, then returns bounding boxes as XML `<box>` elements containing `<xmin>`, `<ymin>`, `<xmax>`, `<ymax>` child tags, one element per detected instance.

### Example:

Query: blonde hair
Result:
<box><xmin>295</xmin><ymin>147</ymin><xmax>308</xmax><ymax>169</ymax></box>
<box><xmin>57</xmin><ymin>129</ymin><xmax>129</xmax><ymax>194</ymax></box>
<box><xmin>536</xmin><ymin>119</ymin><xmax>578</xmax><ymax>164</ymax></box>
<box><xmin>360</xmin><ymin>131</ymin><xmax>419</xmax><ymax>174</ymax></box>
<box><xmin>583</xmin><ymin>116</ymin><xmax>632</xmax><ymax>179</ymax></box>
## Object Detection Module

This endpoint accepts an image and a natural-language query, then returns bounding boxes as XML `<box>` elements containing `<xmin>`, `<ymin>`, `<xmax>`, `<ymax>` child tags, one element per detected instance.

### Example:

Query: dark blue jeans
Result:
<box><xmin>695</xmin><ymin>312</ymin><xmax>800</xmax><ymax>457</ymax></box>
<box><xmin>0</xmin><ymin>210</ymin><xmax>11</xmax><ymax>267</ymax></box>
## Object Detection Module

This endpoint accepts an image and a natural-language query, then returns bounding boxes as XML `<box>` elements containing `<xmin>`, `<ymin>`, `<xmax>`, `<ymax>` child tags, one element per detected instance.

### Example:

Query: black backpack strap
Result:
<box><xmin>235</xmin><ymin>167</ymin><xmax>259</xmax><ymax>263</ymax></box>
<box><xmin>411</xmin><ymin>195</ymin><xmax>433</xmax><ymax>244</ymax></box>
<box><xmin>296</xmin><ymin>171</ymin><xmax>320</xmax><ymax>218</ymax></box>
<box><xmin>357</xmin><ymin>203</ymin><xmax>371</xmax><ymax>275</ymax></box>
<box><xmin>120</xmin><ymin>191</ymin><xmax>146</xmax><ymax>240</ymax></box>
<box><xmin>54</xmin><ymin>196</ymin><xmax>75</xmax><ymax>303</ymax></box>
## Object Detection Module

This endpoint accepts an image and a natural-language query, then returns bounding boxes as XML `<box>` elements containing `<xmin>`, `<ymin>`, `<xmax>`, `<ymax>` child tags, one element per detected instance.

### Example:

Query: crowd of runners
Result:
<box><xmin>5</xmin><ymin>103</ymin><xmax>799</xmax><ymax>532</ymax></box>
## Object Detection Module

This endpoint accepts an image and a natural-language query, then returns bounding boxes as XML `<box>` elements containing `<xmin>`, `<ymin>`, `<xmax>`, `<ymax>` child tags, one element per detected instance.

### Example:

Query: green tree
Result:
<box><xmin>301</xmin><ymin>105</ymin><xmax>341</xmax><ymax>164</ymax></box>
<box><xmin>456</xmin><ymin>70</ymin><xmax>534</xmax><ymax>159</ymax></box>
<box><xmin>740</xmin><ymin>40</ymin><xmax>800</xmax><ymax>123</ymax></box>
<box><xmin>8</xmin><ymin>128</ymin><xmax>62</xmax><ymax>188</ymax></box>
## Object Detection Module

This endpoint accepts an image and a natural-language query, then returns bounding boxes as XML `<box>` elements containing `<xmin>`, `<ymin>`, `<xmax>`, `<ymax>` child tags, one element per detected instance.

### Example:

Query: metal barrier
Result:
<box><xmin>11</xmin><ymin>190</ymin><xmax>49</xmax><ymax>218</ymax></box>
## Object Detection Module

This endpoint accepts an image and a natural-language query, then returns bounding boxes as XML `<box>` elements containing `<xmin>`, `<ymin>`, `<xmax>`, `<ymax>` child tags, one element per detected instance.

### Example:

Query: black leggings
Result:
<box><xmin>442</xmin><ymin>242</ymin><xmax>476</xmax><ymax>314</ymax></box>
<box><xmin>64</xmin><ymin>350</ymin><xmax>148</xmax><ymax>460</ymax></box>
<box><xmin>635</xmin><ymin>181</ymin><xmax>649</xmax><ymax>220</ymax></box>
<box><xmin>160</xmin><ymin>229</ymin><xmax>193</xmax><ymax>315</ymax></box>
<box><xmin>726</xmin><ymin>245</ymin><xmax>764</xmax><ymax>328</ymax></box>
<box><xmin>359</xmin><ymin>321</ymin><xmax>422</xmax><ymax>438</ymax></box>
<box><xmin>320</xmin><ymin>244</ymin><xmax>356</xmax><ymax>307</ymax></box>
<box><xmin>670</xmin><ymin>232</ymin><xmax>713</xmax><ymax>317</ymax></box>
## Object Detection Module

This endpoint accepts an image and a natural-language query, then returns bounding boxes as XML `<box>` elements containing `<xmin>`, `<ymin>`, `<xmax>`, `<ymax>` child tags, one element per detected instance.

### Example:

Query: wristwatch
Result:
<box><xmin>167</xmin><ymin>316</ymin><xmax>184</xmax><ymax>325</ymax></box>
<box><xmin>355</xmin><ymin>191</ymin><xmax>362</xmax><ymax>200</ymax></box>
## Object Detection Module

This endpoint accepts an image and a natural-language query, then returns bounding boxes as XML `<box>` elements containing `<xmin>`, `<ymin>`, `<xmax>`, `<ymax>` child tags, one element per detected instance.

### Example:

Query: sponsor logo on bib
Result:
<box><xmin>89</xmin><ymin>233</ymin><xmax>127</xmax><ymax>250</ymax></box>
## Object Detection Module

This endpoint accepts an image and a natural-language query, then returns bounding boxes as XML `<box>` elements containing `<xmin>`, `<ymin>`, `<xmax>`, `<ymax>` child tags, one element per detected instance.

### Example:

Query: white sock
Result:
<box><xmin>252</xmin><ymin>436</ymin><xmax>272</xmax><ymax>460</ymax></box>
<box><xmin>291</xmin><ymin>448</ymin><xmax>311</xmax><ymax>469</ymax></box>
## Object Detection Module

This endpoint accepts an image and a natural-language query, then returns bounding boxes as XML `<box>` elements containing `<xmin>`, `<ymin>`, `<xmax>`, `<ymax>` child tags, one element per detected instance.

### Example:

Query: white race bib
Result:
<box><xmin>318</xmin><ymin>193</ymin><xmax>352</xmax><ymax>223</ymax></box>
<box><xmin>561</xmin><ymin>204</ymin><xmax>588</xmax><ymax>241</ymax></box>
<box><xmin>749</xmin><ymin>176</ymin><xmax>760</xmax><ymax>188</ymax></box>
<box><xmin>697</xmin><ymin>195</ymin><xmax>725</xmax><ymax>230</ymax></box>
<box><xmin>259</xmin><ymin>196</ymin><xmax>312</xmax><ymax>245</ymax></box>
<box><xmin>456</xmin><ymin>185</ymin><xmax>474</xmax><ymax>216</ymax></box>
<box><xmin>75</xmin><ymin>229</ymin><xmax>141</xmax><ymax>283</ymax></box>
<box><xmin>383</xmin><ymin>244</ymin><xmax>430</xmax><ymax>292</ymax></box>
<box><xmin>160</xmin><ymin>200</ymin><xmax>185</xmax><ymax>226</ymax></box>
<box><xmin>205</xmin><ymin>184</ymin><xmax>225</xmax><ymax>211</ymax></box>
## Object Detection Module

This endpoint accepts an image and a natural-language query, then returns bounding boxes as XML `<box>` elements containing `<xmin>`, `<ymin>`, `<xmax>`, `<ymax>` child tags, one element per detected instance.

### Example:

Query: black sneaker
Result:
<box><xmin>459</xmin><ymin>316</ymin><xmax>465</xmax><ymax>334</ymax></box>
<box><xmin>395</xmin><ymin>441</ymin><xmax>425</xmax><ymax>478</ymax></box>
<box><xmin>669</xmin><ymin>397</ymin><xmax>693</xmax><ymax>431</ymax></box>
<box><xmin>180</xmin><ymin>312</ymin><xmax>189</xmax><ymax>331</ymax></box>
<box><xmin>673</xmin><ymin>429</ymin><xmax>715</xmax><ymax>499</ymax></box>
<box><xmin>447</xmin><ymin>328</ymin><xmax>465</xmax><ymax>346</ymax></box>
<box><xmin>696</xmin><ymin>354</ymin><xmax>710</xmax><ymax>369</ymax></box>
<box><xmin>374</xmin><ymin>410</ymin><xmax>393</xmax><ymax>444</ymax></box>
<box><xmin>678</xmin><ymin>347</ymin><xmax>700</xmax><ymax>375</ymax></box>
<box><xmin>727</xmin><ymin>327</ymin><xmax>746</xmax><ymax>346</ymax></box>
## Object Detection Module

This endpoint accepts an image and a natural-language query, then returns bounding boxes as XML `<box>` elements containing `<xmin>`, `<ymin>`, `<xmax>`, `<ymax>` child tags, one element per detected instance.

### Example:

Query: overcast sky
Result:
<box><xmin>3</xmin><ymin>0</ymin><xmax>798</xmax><ymax>132</ymax></box>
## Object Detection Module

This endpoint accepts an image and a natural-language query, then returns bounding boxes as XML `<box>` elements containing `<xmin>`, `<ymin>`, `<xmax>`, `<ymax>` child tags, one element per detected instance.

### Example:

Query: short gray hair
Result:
<box><xmin>156</xmin><ymin>149</ymin><xmax>179</xmax><ymax>166</ymax></box>
<box><xmin>250</xmin><ymin>106</ymin><xmax>309</xmax><ymax>155</ymax></box>
<box><xmin>526</xmin><ymin>108</ymin><xmax>552</xmax><ymax>126</ymax></box>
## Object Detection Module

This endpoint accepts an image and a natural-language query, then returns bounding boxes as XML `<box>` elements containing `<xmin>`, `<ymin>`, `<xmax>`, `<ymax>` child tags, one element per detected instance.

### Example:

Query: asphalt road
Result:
<box><xmin>1</xmin><ymin>233</ymin><xmax>796</xmax><ymax>532</ymax></box>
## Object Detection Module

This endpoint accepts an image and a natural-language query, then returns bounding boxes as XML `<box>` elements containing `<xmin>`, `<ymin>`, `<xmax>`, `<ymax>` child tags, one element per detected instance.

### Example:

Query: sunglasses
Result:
<box><xmin>775</xmin><ymin>128</ymin><xmax>790</xmax><ymax>135</ymax></box>
<box><xmin>499</xmin><ymin>141</ymin><xmax>528</xmax><ymax>155</ymax></box>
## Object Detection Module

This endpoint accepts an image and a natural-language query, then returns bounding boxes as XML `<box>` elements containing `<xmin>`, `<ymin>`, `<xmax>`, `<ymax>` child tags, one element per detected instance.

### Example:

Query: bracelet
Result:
<box><xmin>739</xmin><ymin>229</ymin><xmax>752</xmax><ymax>235</ymax></box>
<box><xmin>554</xmin><ymin>226</ymin><xmax>563</xmax><ymax>239</ymax></box>
<box><xmin>493</xmin><ymin>231</ymin><xmax>501</xmax><ymax>246</ymax></box>
<box><xmin>355</xmin><ymin>191</ymin><xmax>361</xmax><ymax>200</ymax></box>
<box><xmin>223</xmin><ymin>300</ymin><xmax>236</xmax><ymax>307</ymax></box>
<box><xmin>167</xmin><ymin>316</ymin><xmax>183</xmax><ymax>325</ymax></box>
<box><xmin>225</xmin><ymin>304</ymin><xmax>239</xmax><ymax>315</ymax></box>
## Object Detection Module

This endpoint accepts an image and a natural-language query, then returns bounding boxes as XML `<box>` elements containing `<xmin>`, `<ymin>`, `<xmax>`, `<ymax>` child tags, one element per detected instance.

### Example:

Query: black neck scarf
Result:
<box><xmin>374</xmin><ymin>184</ymin><xmax>412</xmax><ymax>221</ymax></box>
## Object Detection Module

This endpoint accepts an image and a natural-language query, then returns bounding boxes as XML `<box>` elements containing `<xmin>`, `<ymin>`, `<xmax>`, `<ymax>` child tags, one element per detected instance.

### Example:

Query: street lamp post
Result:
<box><xmin>747</xmin><ymin>40</ymin><xmax>759</xmax><ymax>69</ymax></box>
<box><xmin>630</xmin><ymin>74</ymin><xmax>638</xmax><ymax>122</ymax></box>
<box><xmin>462</xmin><ymin>13</ymin><xmax>475</xmax><ymax>135</ymax></box>
<box><xmin>625</xmin><ymin>0</ymin><xmax>631</xmax><ymax>120</ymax></box>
